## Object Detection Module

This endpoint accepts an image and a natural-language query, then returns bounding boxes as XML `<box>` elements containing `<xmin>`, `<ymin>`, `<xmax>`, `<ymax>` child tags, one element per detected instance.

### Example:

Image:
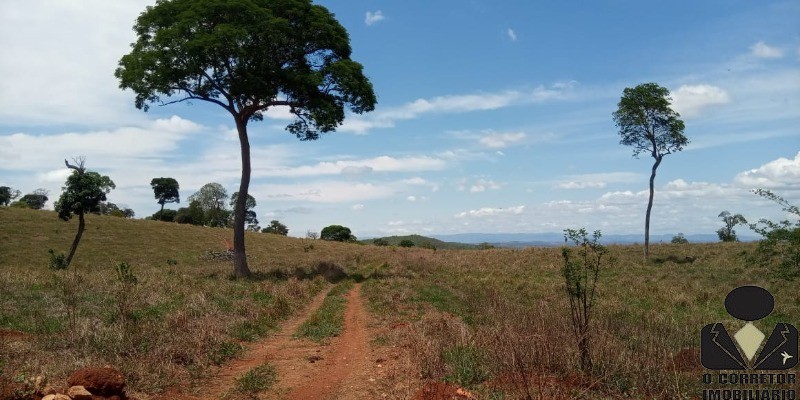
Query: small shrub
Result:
<box><xmin>47</xmin><ymin>249</ymin><xmax>67</xmax><ymax>270</ymax></box>
<box><xmin>115</xmin><ymin>262</ymin><xmax>138</xmax><ymax>284</ymax></box>
<box><xmin>671</xmin><ymin>233</ymin><xmax>689</xmax><ymax>244</ymax></box>
<box><xmin>373</xmin><ymin>238</ymin><xmax>389</xmax><ymax>246</ymax></box>
<box><xmin>442</xmin><ymin>345</ymin><xmax>488</xmax><ymax>387</ymax></box>
<box><xmin>561</xmin><ymin>228</ymin><xmax>613</xmax><ymax>374</ymax></box>
<box><xmin>166</xmin><ymin>258</ymin><xmax>178</xmax><ymax>266</ymax></box>
<box><xmin>209</xmin><ymin>341</ymin><xmax>244</xmax><ymax>365</ymax></box>
<box><xmin>235</xmin><ymin>362</ymin><xmax>277</xmax><ymax>395</ymax></box>
<box><xmin>399</xmin><ymin>239</ymin><xmax>415</xmax><ymax>248</ymax></box>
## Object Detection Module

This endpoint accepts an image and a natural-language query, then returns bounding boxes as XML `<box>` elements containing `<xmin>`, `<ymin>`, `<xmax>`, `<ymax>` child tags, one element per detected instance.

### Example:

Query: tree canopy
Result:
<box><xmin>320</xmin><ymin>225</ymin><xmax>355</xmax><ymax>242</ymax></box>
<box><xmin>613</xmin><ymin>83</ymin><xmax>687</xmax><ymax>159</ymax></box>
<box><xmin>19</xmin><ymin>189</ymin><xmax>50</xmax><ymax>210</ymax></box>
<box><xmin>151</xmin><ymin>177</ymin><xmax>180</xmax><ymax>219</ymax></box>
<box><xmin>116</xmin><ymin>0</ymin><xmax>376</xmax><ymax>278</ymax></box>
<box><xmin>187</xmin><ymin>183</ymin><xmax>231</xmax><ymax>227</ymax></box>
<box><xmin>262</xmin><ymin>220</ymin><xmax>288</xmax><ymax>236</ymax></box>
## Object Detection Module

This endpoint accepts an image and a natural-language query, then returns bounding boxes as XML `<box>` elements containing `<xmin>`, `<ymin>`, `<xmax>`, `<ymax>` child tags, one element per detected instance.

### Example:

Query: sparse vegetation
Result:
<box><xmin>295</xmin><ymin>281</ymin><xmax>354</xmax><ymax>342</ymax></box>
<box><xmin>2</xmin><ymin>207</ymin><xmax>798</xmax><ymax>399</ymax></box>
<box><xmin>671</xmin><ymin>233</ymin><xmax>689</xmax><ymax>244</ymax></box>
<box><xmin>234</xmin><ymin>362</ymin><xmax>277</xmax><ymax>397</ymax></box>
<box><xmin>561</xmin><ymin>229</ymin><xmax>611</xmax><ymax>374</ymax></box>
<box><xmin>747</xmin><ymin>189</ymin><xmax>800</xmax><ymax>279</ymax></box>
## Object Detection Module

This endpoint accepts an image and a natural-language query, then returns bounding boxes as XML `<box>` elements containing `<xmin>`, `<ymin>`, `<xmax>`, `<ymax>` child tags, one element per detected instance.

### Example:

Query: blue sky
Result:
<box><xmin>1</xmin><ymin>0</ymin><xmax>798</xmax><ymax>238</ymax></box>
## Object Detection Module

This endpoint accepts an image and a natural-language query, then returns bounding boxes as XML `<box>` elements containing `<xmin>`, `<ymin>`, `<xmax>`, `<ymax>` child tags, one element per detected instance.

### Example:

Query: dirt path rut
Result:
<box><xmin>281</xmin><ymin>283</ymin><xmax>368</xmax><ymax>399</ymax></box>
<box><xmin>158</xmin><ymin>285</ymin><xmax>333</xmax><ymax>400</ymax></box>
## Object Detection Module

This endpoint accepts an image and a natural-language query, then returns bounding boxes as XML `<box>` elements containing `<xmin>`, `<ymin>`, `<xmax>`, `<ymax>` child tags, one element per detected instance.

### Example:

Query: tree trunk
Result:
<box><xmin>644</xmin><ymin>156</ymin><xmax>662</xmax><ymax>260</ymax></box>
<box><xmin>159</xmin><ymin>202</ymin><xmax>165</xmax><ymax>221</ymax></box>
<box><xmin>65</xmin><ymin>211</ymin><xmax>85</xmax><ymax>267</ymax></box>
<box><xmin>233</xmin><ymin>117</ymin><xmax>252</xmax><ymax>278</ymax></box>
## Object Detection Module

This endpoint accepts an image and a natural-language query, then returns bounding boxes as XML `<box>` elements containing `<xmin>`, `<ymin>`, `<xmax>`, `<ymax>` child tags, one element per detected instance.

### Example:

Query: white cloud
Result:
<box><xmin>264</xmin><ymin>106</ymin><xmax>295</xmax><ymax>120</ymax></box>
<box><xmin>479</xmin><ymin>132</ymin><xmax>527</xmax><ymax>149</ymax></box>
<box><xmin>469</xmin><ymin>179</ymin><xmax>503</xmax><ymax>193</ymax></box>
<box><xmin>0</xmin><ymin>116</ymin><xmax>202</xmax><ymax>171</ymax></box>
<box><xmin>259</xmin><ymin>181</ymin><xmax>395</xmax><ymax>203</ymax></box>
<box><xmin>407</xmin><ymin>196</ymin><xmax>417</xmax><ymax>202</ymax></box>
<box><xmin>507</xmin><ymin>28</ymin><xmax>517</xmax><ymax>42</ymax></box>
<box><xmin>352</xmin><ymin>204</ymin><xmax>365</xmax><ymax>211</ymax></box>
<box><xmin>734</xmin><ymin>152</ymin><xmax>800</xmax><ymax>190</ymax></box>
<box><xmin>750</xmin><ymin>41</ymin><xmax>783</xmax><ymax>58</ymax></box>
<box><xmin>554</xmin><ymin>172</ymin><xmax>640</xmax><ymax>190</ymax></box>
<box><xmin>0</xmin><ymin>1</ymin><xmax>155</xmax><ymax>126</ymax></box>
<box><xmin>340</xmin><ymin>83</ymin><xmax>575</xmax><ymax>134</ymax></box>
<box><xmin>455</xmin><ymin>205</ymin><xmax>525</xmax><ymax>218</ymax></box>
<box><xmin>365</xmin><ymin>11</ymin><xmax>385</xmax><ymax>26</ymax></box>
<box><xmin>557</xmin><ymin>181</ymin><xmax>606</xmax><ymax>190</ymax></box>
<box><xmin>671</xmin><ymin>84</ymin><xmax>730</xmax><ymax>118</ymax></box>
<box><xmin>257</xmin><ymin>155</ymin><xmax>447</xmax><ymax>178</ymax></box>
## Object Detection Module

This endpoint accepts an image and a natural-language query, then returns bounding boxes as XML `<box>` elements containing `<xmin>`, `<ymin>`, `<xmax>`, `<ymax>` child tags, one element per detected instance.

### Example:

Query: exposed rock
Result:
<box><xmin>67</xmin><ymin>385</ymin><xmax>93</xmax><ymax>400</ymax></box>
<box><xmin>42</xmin><ymin>395</ymin><xmax>71</xmax><ymax>400</ymax></box>
<box><xmin>67</xmin><ymin>367</ymin><xmax>125</xmax><ymax>396</ymax></box>
<box><xmin>41</xmin><ymin>385</ymin><xmax>58</xmax><ymax>395</ymax></box>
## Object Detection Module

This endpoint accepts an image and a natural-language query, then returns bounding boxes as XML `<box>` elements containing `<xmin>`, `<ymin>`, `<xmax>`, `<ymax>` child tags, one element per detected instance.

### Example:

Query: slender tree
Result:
<box><xmin>116</xmin><ymin>0</ymin><xmax>377</xmax><ymax>278</ymax></box>
<box><xmin>613</xmin><ymin>83</ymin><xmax>688</xmax><ymax>260</ymax></box>
<box><xmin>150</xmin><ymin>177</ymin><xmax>180</xmax><ymax>220</ymax></box>
<box><xmin>54</xmin><ymin>158</ymin><xmax>115</xmax><ymax>267</ymax></box>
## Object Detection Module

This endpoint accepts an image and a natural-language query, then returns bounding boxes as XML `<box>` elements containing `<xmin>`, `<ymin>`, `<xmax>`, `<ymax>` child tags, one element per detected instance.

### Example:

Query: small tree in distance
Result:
<box><xmin>54</xmin><ymin>158</ymin><xmax>115</xmax><ymax>267</ymax></box>
<box><xmin>19</xmin><ymin>189</ymin><xmax>50</xmax><ymax>210</ymax></box>
<box><xmin>0</xmin><ymin>186</ymin><xmax>21</xmax><ymax>206</ymax></box>
<box><xmin>321</xmin><ymin>225</ymin><xmax>356</xmax><ymax>242</ymax></box>
<box><xmin>717</xmin><ymin>211</ymin><xmax>746</xmax><ymax>242</ymax></box>
<box><xmin>262</xmin><ymin>220</ymin><xmax>289</xmax><ymax>236</ymax></box>
<box><xmin>399</xmin><ymin>239</ymin><xmax>415</xmax><ymax>247</ymax></box>
<box><xmin>613</xmin><ymin>83</ymin><xmax>688</xmax><ymax>260</ymax></box>
<box><xmin>150</xmin><ymin>177</ymin><xmax>180</xmax><ymax>220</ymax></box>
<box><xmin>671</xmin><ymin>233</ymin><xmax>689</xmax><ymax>244</ymax></box>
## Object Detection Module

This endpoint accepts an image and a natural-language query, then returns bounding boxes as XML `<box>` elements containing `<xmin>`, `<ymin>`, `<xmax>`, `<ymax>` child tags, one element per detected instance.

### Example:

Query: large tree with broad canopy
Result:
<box><xmin>116</xmin><ymin>0</ymin><xmax>377</xmax><ymax>277</ymax></box>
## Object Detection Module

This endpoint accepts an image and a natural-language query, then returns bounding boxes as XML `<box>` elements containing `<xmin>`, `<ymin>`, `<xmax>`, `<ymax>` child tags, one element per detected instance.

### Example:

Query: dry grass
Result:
<box><xmin>2</xmin><ymin>208</ymin><xmax>798</xmax><ymax>399</ymax></box>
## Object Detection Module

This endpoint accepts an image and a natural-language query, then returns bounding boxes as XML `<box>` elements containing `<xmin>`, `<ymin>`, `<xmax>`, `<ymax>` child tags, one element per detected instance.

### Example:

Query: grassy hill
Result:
<box><xmin>360</xmin><ymin>234</ymin><xmax>477</xmax><ymax>249</ymax></box>
<box><xmin>1</xmin><ymin>207</ymin><xmax>797</xmax><ymax>399</ymax></box>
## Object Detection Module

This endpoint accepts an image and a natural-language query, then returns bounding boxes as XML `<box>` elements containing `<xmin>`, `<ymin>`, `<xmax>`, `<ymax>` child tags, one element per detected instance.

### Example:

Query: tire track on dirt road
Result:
<box><xmin>282</xmin><ymin>282</ymin><xmax>369</xmax><ymax>400</ymax></box>
<box><xmin>158</xmin><ymin>284</ymin><xmax>334</xmax><ymax>400</ymax></box>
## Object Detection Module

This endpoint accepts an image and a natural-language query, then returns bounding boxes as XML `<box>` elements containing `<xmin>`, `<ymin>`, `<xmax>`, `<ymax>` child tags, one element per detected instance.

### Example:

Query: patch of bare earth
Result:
<box><xmin>153</xmin><ymin>282</ymin><xmax>418</xmax><ymax>400</ymax></box>
<box><xmin>154</xmin><ymin>285</ymin><xmax>334</xmax><ymax>400</ymax></box>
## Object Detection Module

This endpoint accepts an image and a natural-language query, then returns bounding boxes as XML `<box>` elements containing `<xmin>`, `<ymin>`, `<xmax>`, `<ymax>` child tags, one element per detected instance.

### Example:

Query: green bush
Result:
<box><xmin>47</xmin><ymin>249</ymin><xmax>67</xmax><ymax>270</ymax></box>
<box><xmin>399</xmin><ymin>239</ymin><xmax>415</xmax><ymax>247</ymax></box>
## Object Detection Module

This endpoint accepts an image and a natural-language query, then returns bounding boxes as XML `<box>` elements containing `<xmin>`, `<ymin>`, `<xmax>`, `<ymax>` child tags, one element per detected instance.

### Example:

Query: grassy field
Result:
<box><xmin>1</xmin><ymin>207</ymin><xmax>798</xmax><ymax>399</ymax></box>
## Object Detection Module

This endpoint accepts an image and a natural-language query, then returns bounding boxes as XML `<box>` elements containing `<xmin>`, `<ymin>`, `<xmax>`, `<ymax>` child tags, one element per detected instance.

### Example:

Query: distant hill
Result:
<box><xmin>431</xmin><ymin>232</ymin><xmax>758</xmax><ymax>247</ymax></box>
<box><xmin>360</xmin><ymin>234</ymin><xmax>477</xmax><ymax>250</ymax></box>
